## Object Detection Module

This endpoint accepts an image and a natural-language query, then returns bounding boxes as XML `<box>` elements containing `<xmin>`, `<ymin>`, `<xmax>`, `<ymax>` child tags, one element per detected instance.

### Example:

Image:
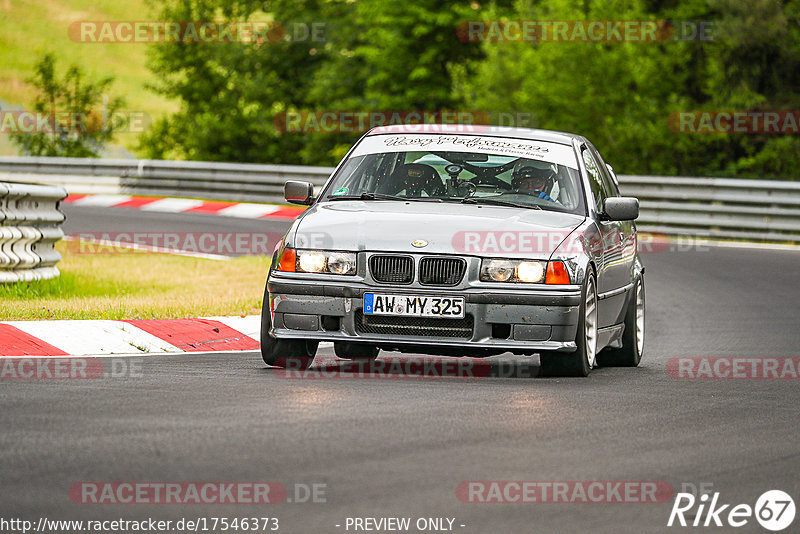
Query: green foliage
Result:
<box><xmin>9</xmin><ymin>53</ymin><xmax>127</xmax><ymax>158</ymax></box>
<box><xmin>458</xmin><ymin>0</ymin><xmax>800</xmax><ymax>179</ymax></box>
<box><xmin>139</xmin><ymin>0</ymin><xmax>800</xmax><ymax>179</ymax></box>
<box><xmin>138</xmin><ymin>0</ymin><xmax>508</xmax><ymax>164</ymax></box>
<box><xmin>138</xmin><ymin>0</ymin><xmax>327</xmax><ymax>162</ymax></box>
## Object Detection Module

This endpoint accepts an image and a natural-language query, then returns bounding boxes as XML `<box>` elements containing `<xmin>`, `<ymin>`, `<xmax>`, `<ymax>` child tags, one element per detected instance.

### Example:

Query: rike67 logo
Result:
<box><xmin>668</xmin><ymin>489</ymin><xmax>796</xmax><ymax>531</ymax></box>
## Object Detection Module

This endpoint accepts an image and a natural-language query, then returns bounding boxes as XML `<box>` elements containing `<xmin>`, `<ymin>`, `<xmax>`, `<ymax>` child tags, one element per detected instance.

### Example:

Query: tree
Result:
<box><xmin>139</xmin><ymin>0</ymin><xmax>800</xmax><ymax>178</ymax></box>
<box><xmin>138</xmin><ymin>0</ymin><xmax>513</xmax><ymax>165</ymax></box>
<box><xmin>455</xmin><ymin>0</ymin><xmax>800</xmax><ymax>179</ymax></box>
<box><xmin>10</xmin><ymin>53</ymin><xmax>126</xmax><ymax>158</ymax></box>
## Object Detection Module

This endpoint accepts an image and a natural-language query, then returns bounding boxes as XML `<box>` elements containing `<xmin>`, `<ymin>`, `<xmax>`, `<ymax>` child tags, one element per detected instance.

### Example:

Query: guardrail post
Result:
<box><xmin>0</xmin><ymin>181</ymin><xmax>67</xmax><ymax>283</ymax></box>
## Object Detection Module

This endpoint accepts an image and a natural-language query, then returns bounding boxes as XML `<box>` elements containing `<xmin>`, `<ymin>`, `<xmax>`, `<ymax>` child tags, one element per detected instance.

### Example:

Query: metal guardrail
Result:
<box><xmin>0</xmin><ymin>157</ymin><xmax>334</xmax><ymax>203</ymax></box>
<box><xmin>0</xmin><ymin>181</ymin><xmax>67</xmax><ymax>283</ymax></box>
<box><xmin>619</xmin><ymin>176</ymin><xmax>800</xmax><ymax>242</ymax></box>
<box><xmin>0</xmin><ymin>156</ymin><xmax>799</xmax><ymax>243</ymax></box>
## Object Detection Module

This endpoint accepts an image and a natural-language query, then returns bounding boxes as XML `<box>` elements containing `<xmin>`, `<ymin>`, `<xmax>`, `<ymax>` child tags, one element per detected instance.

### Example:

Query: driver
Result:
<box><xmin>511</xmin><ymin>161</ymin><xmax>556</xmax><ymax>202</ymax></box>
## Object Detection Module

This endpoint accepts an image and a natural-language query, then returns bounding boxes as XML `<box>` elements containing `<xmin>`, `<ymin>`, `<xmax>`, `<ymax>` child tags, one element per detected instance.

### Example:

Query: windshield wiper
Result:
<box><xmin>459</xmin><ymin>197</ymin><xmax>541</xmax><ymax>210</ymax></box>
<box><xmin>326</xmin><ymin>192</ymin><xmax>442</xmax><ymax>202</ymax></box>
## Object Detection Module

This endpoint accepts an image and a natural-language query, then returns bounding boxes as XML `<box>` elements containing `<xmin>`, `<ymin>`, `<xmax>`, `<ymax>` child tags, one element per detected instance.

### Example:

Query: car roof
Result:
<box><xmin>364</xmin><ymin>124</ymin><xmax>585</xmax><ymax>145</ymax></box>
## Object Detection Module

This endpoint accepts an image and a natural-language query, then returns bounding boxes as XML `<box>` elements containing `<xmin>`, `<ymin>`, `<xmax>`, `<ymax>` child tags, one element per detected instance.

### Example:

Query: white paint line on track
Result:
<box><xmin>210</xmin><ymin>316</ymin><xmax>262</xmax><ymax>341</ymax></box>
<box><xmin>71</xmin><ymin>194</ymin><xmax>131</xmax><ymax>207</ymax></box>
<box><xmin>139</xmin><ymin>198</ymin><xmax>205</xmax><ymax>212</ymax></box>
<box><xmin>5</xmin><ymin>320</ymin><xmax>182</xmax><ymax>355</ymax></box>
<box><xmin>694</xmin><ymin>239</ymin><xmax>800</xmax><ymax>252</ymax></box>
<box><xmin>216</xmin><ymin>203</ymin><xmax>281</xmax><ymax>218</ymax></box>
<box><xmin>639</xmin><ymin>233</ymin><xmax>800</xmax><ymax>253</ymax></box>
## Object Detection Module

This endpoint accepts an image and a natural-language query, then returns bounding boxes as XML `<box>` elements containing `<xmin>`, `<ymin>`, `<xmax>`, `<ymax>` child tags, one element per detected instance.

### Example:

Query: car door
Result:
<box><xmin>589</xmin><ymin>144</ymin><xmax>637</xmax><ymax>322</ymax></box>
<box><xmin>581</xmin><ymin>146</ymin><xmax>627</xmax><ymax>328</ymax></box>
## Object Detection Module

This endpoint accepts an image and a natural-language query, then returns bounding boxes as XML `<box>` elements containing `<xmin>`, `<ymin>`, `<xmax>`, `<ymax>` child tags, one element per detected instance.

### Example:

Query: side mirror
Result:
<box><xmin>284</xmin><ymin>181</ymin><xmax>314</xmax><ymax>205</ymax></box>
<box><xmin>603</xmin><ymin>197</ymin><xmax>639</xmax><ymax>221</ymax></box>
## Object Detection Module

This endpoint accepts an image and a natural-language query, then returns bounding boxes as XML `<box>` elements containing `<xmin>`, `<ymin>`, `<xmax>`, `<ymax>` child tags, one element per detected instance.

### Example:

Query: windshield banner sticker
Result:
<box><xmin>351</xmin><ymin>134</ymin><xmax>578</xmax><ymax>168</ymax></box>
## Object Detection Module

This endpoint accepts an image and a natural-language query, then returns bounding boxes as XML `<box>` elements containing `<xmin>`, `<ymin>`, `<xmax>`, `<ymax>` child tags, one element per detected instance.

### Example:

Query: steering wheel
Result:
<box><xmin>457</xmin><ymin>181</ymin><xmax>477</xmax><ymax>197</ymax></box>
<box><xmin>444</xmin><ymin>164</ymin><xmax>463</xmax><ymax>178</ymax></box>
<box><xmin>459</xmin><ymin>163</ymin><xmax>511</xmax><ymax>189</ymax></box>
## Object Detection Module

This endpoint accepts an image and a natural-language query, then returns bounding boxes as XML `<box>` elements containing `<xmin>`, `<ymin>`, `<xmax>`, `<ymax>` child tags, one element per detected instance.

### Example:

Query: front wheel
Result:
<box><xmin>597</xmin><ymin>276</ymin><xmax>644</xmax><ymax>367</ymax></box>
<box><xmin>540</xmin><ymin>266</ymin><xmax>598</xmax><ymax>377</ymax></box>
<box><xmin>260</xmin><ymin>286</ymin><xmax>318</xmax><ymax>369</ymax></box>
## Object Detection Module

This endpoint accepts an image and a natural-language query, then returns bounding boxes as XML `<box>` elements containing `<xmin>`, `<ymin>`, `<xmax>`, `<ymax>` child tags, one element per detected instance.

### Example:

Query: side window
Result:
<box><xmin>588</xmin><ymin>144</ymin><xmax>620</xmax><ymax>197</ymax></box>
<box><xmin>603</xmin><ymin>164</ymin><xmax>621</xmax><ymax>196</ymax></box>
<box><xmin>582</xmin><ymin>147</ymin><xmax>606</xmax><ymax>213</ymax></box>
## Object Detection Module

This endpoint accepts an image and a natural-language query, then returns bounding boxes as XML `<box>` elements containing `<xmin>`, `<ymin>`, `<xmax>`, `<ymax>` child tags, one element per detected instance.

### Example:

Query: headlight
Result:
<box><xmin>294</xmin><ymin>249</ymin><xmax>357</xmax><ymax>275</ymax></box>
<box><xmin>480</xmin><ymin>259</ymin><xmax>547</xmax><ymax>283</ymax></box>
<box><xmin>481</xmin><ymin>259</ymin><xmax>516</xmax><ymax>282</ymax></box>
<box><xmin>327</xmin><ymin>252</ymin><xmax>357</xmax><ymax>275</ymax></box>
<box><xmin>298</xmin><ymin>251</ymin><xmax>327</xmax><ymax>273</ymax></box>
<box><xmin>516</xmin><ymin>261</ymin><xmax>545</xmax><ymax>283</ymax></box>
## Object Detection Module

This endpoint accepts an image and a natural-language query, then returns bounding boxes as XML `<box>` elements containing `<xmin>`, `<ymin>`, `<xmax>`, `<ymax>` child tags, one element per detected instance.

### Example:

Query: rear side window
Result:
<box><xmin>582</xmin><ymin>147</ymin><xmax>606</xmax><ymax>213</ymax></box>
<box><xmin>588</xmin><ymin>144</ymin><xmax>620</xmax><ymax>197</ymax></box>
<box><xmin>603</xmin><ymin>165</ymin><xmax>621</xmax><ymax>197</ymax></box>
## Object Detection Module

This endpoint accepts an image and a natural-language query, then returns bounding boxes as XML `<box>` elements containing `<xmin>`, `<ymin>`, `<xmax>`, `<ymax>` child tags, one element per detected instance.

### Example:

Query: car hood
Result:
<box><xmin>291</xmin><ymin>201</ymin><xmax>586</xmax><ymax>258</ymax></box>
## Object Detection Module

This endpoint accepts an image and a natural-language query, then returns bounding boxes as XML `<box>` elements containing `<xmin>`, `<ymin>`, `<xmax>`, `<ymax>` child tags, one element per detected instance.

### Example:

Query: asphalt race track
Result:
<box><xmin>1</xmin><ymin>205</ymin><xmax>799</xmax><ymax>533</ymax></box>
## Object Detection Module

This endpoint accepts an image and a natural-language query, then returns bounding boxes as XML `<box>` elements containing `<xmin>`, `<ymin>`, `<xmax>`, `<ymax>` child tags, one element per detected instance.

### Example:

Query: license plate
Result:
<box><xmin>363</xmin><ymin>293</ymin><xmax>465</xmax><ymax>318</ymax></box>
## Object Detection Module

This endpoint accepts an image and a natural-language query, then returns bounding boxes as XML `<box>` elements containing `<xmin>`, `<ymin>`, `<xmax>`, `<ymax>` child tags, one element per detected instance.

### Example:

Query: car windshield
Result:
<box><xmin>320</xmin><ymin>133</ymin><xmax>585</xmax><ymax>214</ymax></box>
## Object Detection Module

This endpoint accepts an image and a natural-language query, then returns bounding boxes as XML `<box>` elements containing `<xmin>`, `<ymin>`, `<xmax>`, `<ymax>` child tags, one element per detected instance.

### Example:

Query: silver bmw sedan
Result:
<box><xmin>261</xmin><ymin>125</ymin><xmax>644</xmax><ymax>377</ymax></box>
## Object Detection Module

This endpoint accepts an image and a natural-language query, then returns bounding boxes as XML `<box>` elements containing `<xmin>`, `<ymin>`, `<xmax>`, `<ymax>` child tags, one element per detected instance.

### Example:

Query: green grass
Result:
<box><xmin>0</xmin><ymin>241</ymin><xmax>270</xmax><ymax>320</ymax></box>
<box><xmin>0</xmin><ymin>0</ymin><xmax>178</xmax><ymax>155</ymax></box>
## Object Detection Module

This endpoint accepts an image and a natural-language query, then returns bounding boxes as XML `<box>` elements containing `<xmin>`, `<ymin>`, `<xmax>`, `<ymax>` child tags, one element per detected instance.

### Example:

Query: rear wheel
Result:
<box><xmin>540</xmin><ymin>267</ymin><xmax>597</xmax><ymax>377</ymax></box>
<box><xmin>260</xmin><ymin>286</ymin><xmax>318</xmax><ymax>369</ymax></box>
<box><xmin>334</xmin><ymin>342</ymin><xmax>380</xmax><ymax>360</ymax></box>
<box><xmin>597</xmin><ymin>276</ymin><xmax>644</xmax><ymax>367</ymax></box>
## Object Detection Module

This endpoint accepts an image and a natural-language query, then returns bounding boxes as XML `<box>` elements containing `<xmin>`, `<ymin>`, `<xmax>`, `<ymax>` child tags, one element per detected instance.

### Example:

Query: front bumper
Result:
<box><xmin>268</xmin><ymin>275</ymin><xmax>581</xmax><ymax>354</ymax></box>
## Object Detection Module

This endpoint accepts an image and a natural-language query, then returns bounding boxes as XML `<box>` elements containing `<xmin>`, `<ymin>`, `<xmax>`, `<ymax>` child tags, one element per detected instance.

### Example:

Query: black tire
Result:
<box><xmin>334</xmin><ymin>342</ymin><xmax>380</xmax><ymax>360</ymax></box>
<box><xmin>260</xmin><ymin>286</ymin><xmax>318</xmax><ymax>369</ymax></box>
<box><xmin>597</xmin><ymin>275</ymin><xmax>645</xmax><ymax>367</ymax></box>
<box><xmin>540</xmin><ymin>266</ymin><xmax>597</xmax><ymax>377</ymax></box>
